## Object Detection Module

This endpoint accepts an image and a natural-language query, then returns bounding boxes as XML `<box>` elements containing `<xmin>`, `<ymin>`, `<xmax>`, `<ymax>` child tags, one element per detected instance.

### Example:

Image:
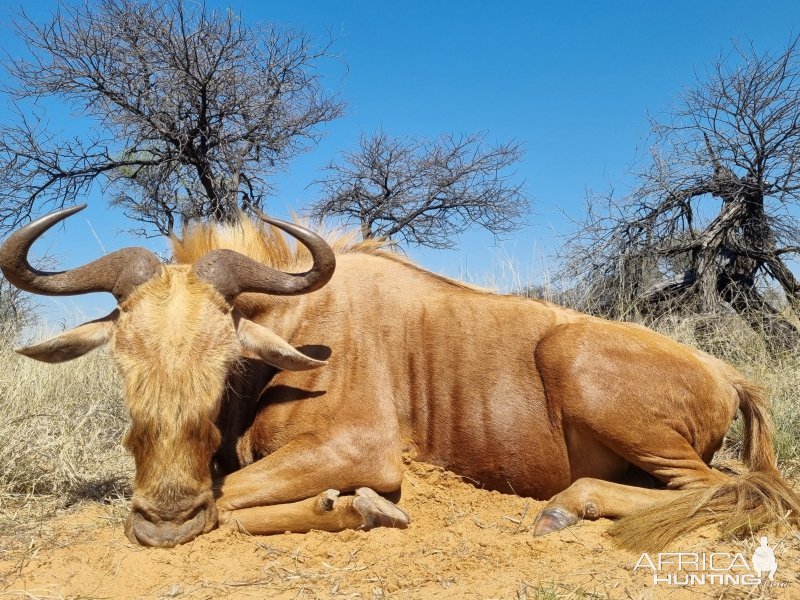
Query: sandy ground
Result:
<box><xmin>1</xmin><ymin>462</ymin><xmax>798</xmax><ymax>600</ymax></box>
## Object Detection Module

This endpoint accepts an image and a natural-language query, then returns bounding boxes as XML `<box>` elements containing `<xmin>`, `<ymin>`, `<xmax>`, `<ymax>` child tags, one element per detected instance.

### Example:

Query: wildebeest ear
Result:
<box><xmin>236</xmin><ymin>318</ymin><xmax>326</xmax><ymax>371</ymax></box>
<box><xmin>15</xmin><ymin>310</ymin><xmax>118</xmax><ymax>363</ymax></box>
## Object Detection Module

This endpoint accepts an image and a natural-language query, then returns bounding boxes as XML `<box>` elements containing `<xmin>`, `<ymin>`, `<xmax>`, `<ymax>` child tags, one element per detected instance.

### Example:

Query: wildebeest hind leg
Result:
<box><xmin>532</xmin><ymin>433</ymin><xmax>726</xmax><ymax>536</ymax></box>
<box><xmin>219</xmin><ymin>488</ymin><xmax>409</xmax><ymax>535</ymax></box>
<box><xmin>532</xmin><ymin>479</ymin><xmax>690</xmax><ymax>535</ymax></box>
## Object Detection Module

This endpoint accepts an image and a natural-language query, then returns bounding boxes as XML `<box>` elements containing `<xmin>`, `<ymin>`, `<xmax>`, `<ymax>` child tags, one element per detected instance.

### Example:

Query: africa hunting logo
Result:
<box><xmin>633</xmin><ymin>536</ymin><xmax>783</xmax><ymax>586</ymax></box>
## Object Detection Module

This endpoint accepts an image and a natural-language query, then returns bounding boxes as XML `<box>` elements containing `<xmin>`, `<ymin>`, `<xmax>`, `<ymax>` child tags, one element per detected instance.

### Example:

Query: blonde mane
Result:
<box><xmin>171</xmin><ymin>216</ymin><xmax>395</xmax><ymax>269</ymax></box>
<box><xmin>171</xmin><ymin>214</ymin><xmax>491</xmax><ymax>295</ymax></box>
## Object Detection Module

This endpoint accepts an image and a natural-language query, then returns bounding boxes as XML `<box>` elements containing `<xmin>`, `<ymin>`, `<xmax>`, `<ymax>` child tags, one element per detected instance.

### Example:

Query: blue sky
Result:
<box><xmin>1</xmin><ymin>1</ymin><xmax>799</xmax><ymax>324</ymax></box>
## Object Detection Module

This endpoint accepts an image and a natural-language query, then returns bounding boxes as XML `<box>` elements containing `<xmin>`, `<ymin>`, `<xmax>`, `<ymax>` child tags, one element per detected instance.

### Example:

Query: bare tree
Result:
<box><xmin>307</xmin><ymin>131</ymin><xmax>528</xmax><ymax>249</ymax></box>
<box><xmin>0</xmin><ymin>0</ymin><xmax>343</xmax><ymax>236</ymax></box>
<box><xmin>563</xmin><ymin>39</ymin><xmax>800</xmax><ymax>350</ymax></box>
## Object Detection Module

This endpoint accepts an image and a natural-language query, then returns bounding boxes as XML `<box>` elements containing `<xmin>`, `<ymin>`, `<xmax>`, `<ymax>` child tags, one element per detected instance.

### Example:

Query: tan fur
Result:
<box><xmin>172</xmin><ymin>217</ymin><xmax>488</xmax><ymax>294</ymax></box>
<box><xmin>736</xmin><ymin>379</ymin><xmax>779</xmax><ymax>473</ymax></box>
<box><xmin>172</xmin><ymin>218</ymin><xmax>391</xmax><ymax>271</ymax></box>
<box><xmin>158</xmin><ymin>218</ymin><xmax>800</xmax><ymax>547</ymax></box>
<box><xmin>609</xmin><ymin>472</ymin><xmax>800</xmax><ymax>552</ymax></box>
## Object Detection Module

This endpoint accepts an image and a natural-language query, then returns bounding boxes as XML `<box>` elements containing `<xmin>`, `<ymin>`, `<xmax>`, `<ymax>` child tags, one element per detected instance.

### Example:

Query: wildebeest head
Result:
<box><xmin>0</xmin><ymin>205</ymin><xmax>335</xmax><ymax>547</ymax></box>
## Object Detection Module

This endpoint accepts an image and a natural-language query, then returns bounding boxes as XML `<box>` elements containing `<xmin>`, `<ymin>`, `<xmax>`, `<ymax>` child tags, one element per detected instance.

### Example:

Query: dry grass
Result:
<box><xmin>0</xmin><ymin>321</ymin><xmax>132</xmax><ymax>550</ymax></box>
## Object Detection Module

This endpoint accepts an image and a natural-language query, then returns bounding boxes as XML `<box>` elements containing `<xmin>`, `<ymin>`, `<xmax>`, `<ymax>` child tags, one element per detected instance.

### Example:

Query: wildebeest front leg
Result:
<box><xmin>216</xmin><ymin>435</ymin><xmax>408</xmax><ymax>534</ymax></box>
<box><xmin>220</xmin><ymin>488</ymin><xmax>409</xmax><ymax>535</ymax></box>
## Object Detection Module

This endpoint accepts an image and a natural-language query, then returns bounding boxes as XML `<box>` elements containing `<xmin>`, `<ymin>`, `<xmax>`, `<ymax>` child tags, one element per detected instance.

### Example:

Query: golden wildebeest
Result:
<box><xmin>1</xmin><ymin>205</ymin><xmax>798</xmax><ymax>549</ymax></box>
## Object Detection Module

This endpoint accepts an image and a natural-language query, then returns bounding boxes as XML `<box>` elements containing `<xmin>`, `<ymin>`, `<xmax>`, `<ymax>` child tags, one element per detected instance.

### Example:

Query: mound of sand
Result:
<box><xmin>1</xmin><ymin>461</ymin><xmax>796</xmax><ymax>599</ymax></box>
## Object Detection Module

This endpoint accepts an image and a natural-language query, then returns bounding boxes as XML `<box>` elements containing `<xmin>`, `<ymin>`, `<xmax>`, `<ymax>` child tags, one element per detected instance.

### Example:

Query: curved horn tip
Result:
<box><xmin>21</xmin><ymin>204</ymin><xmax>88</xmax><ymax>233</ymax></box>
<box><xmin>256</xmin><ymin>214</ymin><xmax>279</xmax><ymax>226</ymax></box>
<box><xmin>42</xmin><ymin>203</ymin><xmax>88</xmax><ymax>220</ymax></box>
<box><xmin>63</xmin><ymin>203</ymin><xmax>88</xmax><ymax>214</ymax></box>
<box><xmin>1</xmin><ymin>203</ymin><xmax>160</xmax><ymax>299</ymax></box>
<box><xmin>1</xmin><ymin>204</ymin><xmax>89</xmax><ymax>264</ymax></box>
<box><xmin>196</xmin><ymin>211</ymin><xmax>335</xmax><ymax>298</ymax></box>
<box><xmin>249</xmin><ymin>209</ymin><xmax>295</xmax><ymax>230</ymax></box>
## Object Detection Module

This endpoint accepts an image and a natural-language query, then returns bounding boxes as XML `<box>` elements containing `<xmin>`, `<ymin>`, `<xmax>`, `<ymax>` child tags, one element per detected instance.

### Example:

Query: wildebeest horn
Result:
<box><xmin>0</xmin><ymin>204</ymin><xmax>160</xmax><ymax>301</ymax></box>
<box><xmin>193</xmin><ymin>215</ymin><xmax>336</xmax><ymax>299</ymax></box>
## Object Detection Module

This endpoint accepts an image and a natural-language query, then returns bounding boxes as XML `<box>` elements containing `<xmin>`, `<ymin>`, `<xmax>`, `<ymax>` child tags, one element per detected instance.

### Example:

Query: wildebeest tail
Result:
<box><xmin>609</xmin><ymin>378</ymin><xmax>800</xmax><ymax>552</ymax></box>
<box><xmin>735</xmin><ymin>379</ymin><xmax>778</xmax><ymax>474</ymax></box>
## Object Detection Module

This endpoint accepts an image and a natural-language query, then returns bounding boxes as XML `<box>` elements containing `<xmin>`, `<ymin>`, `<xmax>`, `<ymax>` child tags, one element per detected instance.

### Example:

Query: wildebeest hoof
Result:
<box><xmin>353</xmin><ymin>487</ymin><xmax>410</xmax><ymax>530</ymax></box>
<box><xmin>532</xmin><ymin>507</ymin><xmax>579</xmax><ymax>536</ymax></box>
<box><xmin>316</xmin><ymin>489</ymin><xmax>340</xmax><ymax>512</ymax></box>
